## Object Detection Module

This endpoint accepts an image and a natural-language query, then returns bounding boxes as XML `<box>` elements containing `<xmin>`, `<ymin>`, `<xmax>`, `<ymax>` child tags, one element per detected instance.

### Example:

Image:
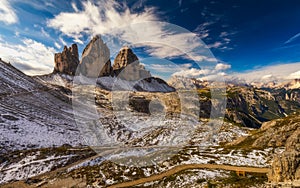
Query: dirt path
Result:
<box><xmin>107</xmin><ymin>164</ymin><xmax>269</xmax><ymax>188</ymax></box>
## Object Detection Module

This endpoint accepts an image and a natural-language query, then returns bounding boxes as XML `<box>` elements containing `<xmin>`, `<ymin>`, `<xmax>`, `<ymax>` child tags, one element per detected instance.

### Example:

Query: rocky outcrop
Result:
<box><xmin>113</xmin><ymin>46</ymin><xmax>151</xmax><ymax>80</ymax></box>
<box><xmin>285</xmin><ymin>79</ymin><xmax>300</xmax><ymax>89</ymax></box>
<box><xmin>267</xmin><ymin>121</ymin><xmax>300</xmax><ymax>184</ymax></box>
<box><xmin>227</xmin><ymin>110</ymin><xmax>300</xmax><ymax>184</ymax></box>
<box><xmin>242</xmin><ymin>113</ymin><xmax>300</xmax><ymax>184</ymax></box>
<box><xmin>113</xmin><ymin>46</ymin><xmax>138</xmax><ymax>70</ymax></box>
<box><xmin>269</xmin><ymin>150</ymin><xmax>300</xmax><ymax>183</ymax></box>
<box><xmin>79</xmin><ymin>36</ymin><xmax>112</xmax><ymax>77</ymax></box>
<box><xmin>54</xmin><ymin>44</ymin><xmax>79</xmax><ymax>75</ymax></box>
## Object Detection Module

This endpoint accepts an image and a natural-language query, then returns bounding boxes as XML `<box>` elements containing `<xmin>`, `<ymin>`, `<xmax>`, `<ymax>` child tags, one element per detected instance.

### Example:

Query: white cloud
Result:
<box><xmin>288</xmin><ymin>70</ymin><xmax>300</xmax><ymax>79</ymax></box>
<box><xmin>171</xmin><ymin>62</ymin><xmax>231</xmax><ymax>79</ymax></box>
<box><xmin>172</xmin><ymin>68</ymin><xmax>211</xmax><ymax>77</ymax></box>
<box><xmin>0</xmin><ymin>0</ymin><xmax>18</xmax><ymax>24</ymax></box>
<box><xmin>215</xmin><ymin>63</ymin><xmax>231</xmax><ymax>71</ymax></box>
<box><xmin>47</xmin><ymin>0</ymin><xmax>214</xmax><ymax>63</ymax></box>
<box><xmin>0</xmin><ymin>38</ymin><xmax>56</xmax><ymax>75</ymax></box>
<box><xmin>230</xmin><ymin>62</ymin><xmax>300</xmax><ymax>83</ymax></box>
<box><xmin>71</xmin><ymin>2</ymin><xmax>79</xmax><ymax>12</ymax></box>
<box><xmin>262</xmin><ymin>74</ymin><xmax>273</xmax><ymax>80</ymax></box>
<box><xmin>208</xmin><ymin>41</ymin><xmax>222</xmax><ymax>49</ymax></box>
<box><xmin>41</xmin><ymin>27</ymin><xmax>50</xmax><ymax>38</ymax></box>
<box><xmin>59</xmin><ymin>36</ymin><xmax>67</xmax><ymax>46</ymax></box>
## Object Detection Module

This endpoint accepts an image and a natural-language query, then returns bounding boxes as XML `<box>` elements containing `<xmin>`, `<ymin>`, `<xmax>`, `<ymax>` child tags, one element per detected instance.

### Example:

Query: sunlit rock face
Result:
<box><xmin>79</xmin><ymin>36</ymin><xmax>112</xmax><ymax>78</ymax></box>
<box><xmin>266</xmin><ymin>117</ymin><xmax>300</xmax><ymax>184</ymax></box>
<box><xmin>54</xmin><ymin>44</ymin><xmax>79</xmax><ymax>75</ymax></box>
<box><xmin>113</xmin><ymin>46</ymin><xmax>151</xmax><ymax>81</ymax></box>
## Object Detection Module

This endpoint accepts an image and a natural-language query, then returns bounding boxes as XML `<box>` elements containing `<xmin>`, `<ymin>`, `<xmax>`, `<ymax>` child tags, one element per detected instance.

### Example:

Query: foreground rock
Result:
<box><xmin>54</xmin><ymin>44</ymin><xmax>79</xmax><ymax>75</ymax></box>
<box><xmin>267</xmin><ymin>118</ymin><xmax>300</xmax><ymax>185</ymax></box>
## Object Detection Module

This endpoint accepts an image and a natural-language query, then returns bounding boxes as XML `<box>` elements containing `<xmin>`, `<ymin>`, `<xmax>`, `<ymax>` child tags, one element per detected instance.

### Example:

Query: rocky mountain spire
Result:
<box><xmin>54</xmin><ymin>44</ymin><xmax>79</xmax><ymax>75</ymax></box>
<box><xmin>79</xmin><ymin>35</ymin><xmax>112</xmax><ymax>77</ymax></box>
<box><xmin>112</xmin><ymin>46</ymin><xmax>139</xmax><ymax>70</ymax></box>
<box><xmin>112</xmin><ymin>46</ymin><xmax>151</xmax><ymax>80</ymax></box>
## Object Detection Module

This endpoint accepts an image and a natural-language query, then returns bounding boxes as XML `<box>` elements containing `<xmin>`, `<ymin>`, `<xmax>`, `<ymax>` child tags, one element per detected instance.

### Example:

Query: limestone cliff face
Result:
<box><xmin>79</xmin><ymin>36</ymin><xmax>112</xmax><ymax>77</ymax></box>
<box><xmin>113</xmin><ymin>46</ymin><xmax>138</xmax><ymax>70</ymax></box>
<box><xmin>54</xmin><ymin>44</ymin><xmax>79</xmax><ymax>75</ymax></box>
<box><xmin>113</xmin><ymin>46</ymin><xmax>151</xmax><ymax>80</ymax></box>
<box><xmin>252</xmin><ymin>114</ymin><xmax>300</xmax><ymax>184</ymax></box>
<box><xmin>269</xmin><ymin>150</ymin><xmax>300</xmax><ymax>183</ymax></box>
<box><xmin>268</xmin><ymin>124</ymin><xmax>300</xmax><ymax>184</ymax></box>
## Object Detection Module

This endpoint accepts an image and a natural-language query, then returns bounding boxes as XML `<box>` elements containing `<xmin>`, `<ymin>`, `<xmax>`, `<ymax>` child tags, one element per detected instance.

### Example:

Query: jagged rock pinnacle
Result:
<box><xmin>53</xmin><ymin>44</ymin><xmax>79</xmax><ymax>75</ymax></box>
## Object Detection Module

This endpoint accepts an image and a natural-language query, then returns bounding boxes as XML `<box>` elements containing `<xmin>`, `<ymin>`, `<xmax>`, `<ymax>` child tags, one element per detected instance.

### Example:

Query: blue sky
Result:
<box><xmin>1</xmin><ymin>0</ymin><xmax>300</xmax><ymax>82</ymax></box>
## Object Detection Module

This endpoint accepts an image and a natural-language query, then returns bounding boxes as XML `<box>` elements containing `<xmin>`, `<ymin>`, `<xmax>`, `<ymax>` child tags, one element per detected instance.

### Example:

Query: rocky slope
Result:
<box><xmin>225</xmin><ymin>86</ymin><xmax>296</xmax><ymax>128</ymax></box>
<box><xmin>169</xmin><ymin>76</ymin><xmax>300</xmax><ymax>128</ymax></box>
<box><xmin>228</xmin><ymin>112</ymin><xmax>300</xmax><ymax>185</ymax></box>
<box><xmin>0</xmin><ymin>59</ymin><xmax>84</xmax><ymax>153</ymax></box>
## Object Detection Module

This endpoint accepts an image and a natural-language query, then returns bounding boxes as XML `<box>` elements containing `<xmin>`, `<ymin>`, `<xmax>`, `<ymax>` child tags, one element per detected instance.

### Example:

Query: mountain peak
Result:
<box><xmin>112</xmin><ymin>46</ymin><xmax>139</xmax><ymax>71</ymax></box>
<box><xmin>53</xmin><ymin>43</ymin><xmax>79</xmax><ymax>76</ymax></box>
<box><xmin>79</xmin><ymin>35</ymin><xmax>112</xmax><ymax>77</ymax></box>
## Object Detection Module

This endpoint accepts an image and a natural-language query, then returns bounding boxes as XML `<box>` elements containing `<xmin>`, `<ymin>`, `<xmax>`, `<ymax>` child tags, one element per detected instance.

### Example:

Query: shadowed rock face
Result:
<box><xmin>54</xmin><ymin>44</ymin><xmax>79</xmax><ymax>75</ymax></box>
<box><xmin>79</xmin><ymin>36</ymin><xmax>112</xmax><ymax>77</ymax></box>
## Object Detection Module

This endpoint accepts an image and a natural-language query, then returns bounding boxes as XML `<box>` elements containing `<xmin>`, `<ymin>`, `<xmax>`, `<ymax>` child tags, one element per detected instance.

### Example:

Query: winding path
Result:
<box><xmin>107</xmin><ymin>164</ymin><xmax>269</xmax><ymax>188</ymax></box>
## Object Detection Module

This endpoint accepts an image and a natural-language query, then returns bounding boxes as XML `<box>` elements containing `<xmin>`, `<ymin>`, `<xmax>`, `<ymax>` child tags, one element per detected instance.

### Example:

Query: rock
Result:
<box><xmin>113</xmin><ymin>46</ymin><xmax>138</xmax><ymax>70</ymax></box>
<box><xmin>113</xmin><ymin>46</ymin><xmax>151</xmax><ymax>80</ymax></box>
<box><xmin>54</xmin><ymin>44</ymin><xmax>79</xmax><ymax>75</ymax></box>
<box><xmin>264</xmin><ymin>116</ymin><xmax>300</xmax><ymax>184</ymax></box>
<box><xmin>79</xmin><ymin>36</ymin><xmax>112</xmax><ymax>77</ymax></box>
<box><xmin>285</xmin><ymin>79</ymin><xmax>300</xmax><ymax>89</ymax></box>
<box><xmin>268</xmin><ymin>150</ymin><xmax>300</xmax><ymax>183</ymax></box>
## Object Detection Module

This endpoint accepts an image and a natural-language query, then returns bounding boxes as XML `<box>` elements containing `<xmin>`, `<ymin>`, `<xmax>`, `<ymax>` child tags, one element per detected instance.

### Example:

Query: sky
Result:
<box><xmin>1</xmin><ymin>0</ymin><xmax>300</xmax><ymax>82</ymax></box>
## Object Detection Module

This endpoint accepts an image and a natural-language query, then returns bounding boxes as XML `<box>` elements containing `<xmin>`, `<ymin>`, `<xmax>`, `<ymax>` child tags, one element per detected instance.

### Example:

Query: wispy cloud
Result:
<box><xmin>193</xmin><ymin>4</ymin><xmax>237</xmax><ymax>51</ymax></box>
<box><xmin>0</xmin><ymin>0</ymin><xmax>18</xmax><ymax>24</ymax></box>
<box><xmin>54</xmin><ymin>42</ymin><xmax>62</xmax><ymax>49</ymax></box>
<box><xmin>0</xmin><ymin>38</ymin><xmax>56</xmax><ymax>75</ymax></box>
<box><xmin>284</xmin><ymin>32</ymin><xmax>300</xmax><ymax>44</ymax></box>
<box><xmin>47</xmin><ymin>0</ymin><xmax>215</xmax><ymax>64</ymax></box>
<box><xmin>147</xmin><ymin>63</ymin><xmax>192</xmax><ymax>73</ymax></box>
